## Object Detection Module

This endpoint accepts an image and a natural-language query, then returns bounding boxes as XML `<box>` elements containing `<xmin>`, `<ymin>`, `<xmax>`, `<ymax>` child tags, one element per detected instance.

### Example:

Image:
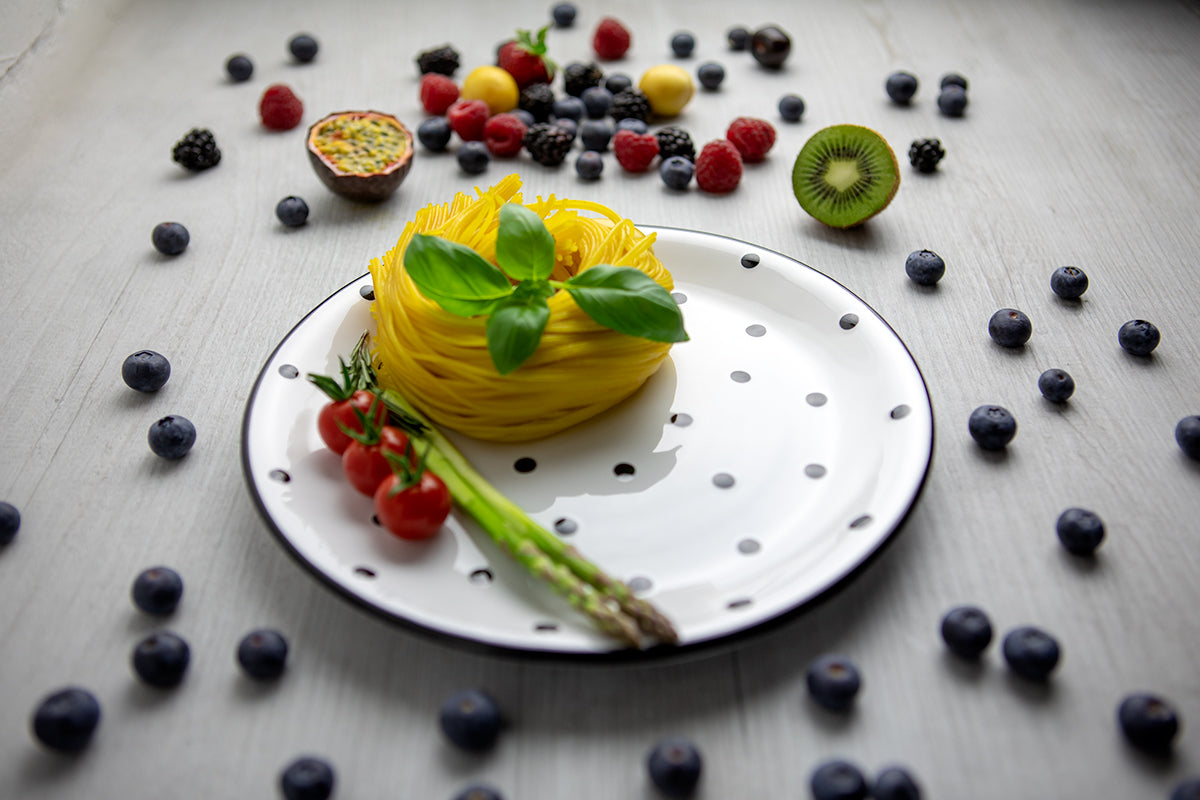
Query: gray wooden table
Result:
<box><xmin>3</xmin><ymin>0</ymin><xmax>1199</xmax><ymax>797</ymax></box>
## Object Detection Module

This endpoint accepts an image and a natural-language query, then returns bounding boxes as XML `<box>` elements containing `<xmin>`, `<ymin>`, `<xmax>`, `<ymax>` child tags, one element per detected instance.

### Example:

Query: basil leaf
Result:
<box><xmin>404</xmin><ymin>233</ymin><xmax>515</xmax><ymax>317</ymax></box>
<box><xmin>486</xmin><ymin>286</ymin><xmax>551</xmax><ymax>374</ymax></box>
<box><xmin>495</xmin><ymin>204</ymin><xmax>557</xmax><ymax>282</ymax></box>
<box><xmin>563</xmin><ymin>265</ymin><xmax>689</xmax><ymax>342</ymax></box>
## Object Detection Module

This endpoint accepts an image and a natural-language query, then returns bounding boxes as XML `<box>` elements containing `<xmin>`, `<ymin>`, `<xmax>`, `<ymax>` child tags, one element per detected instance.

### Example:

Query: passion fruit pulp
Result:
<box><xmin>306</xmin><ymin>111</ymin><xmax>414</xmax><ymax>202</ymax></box>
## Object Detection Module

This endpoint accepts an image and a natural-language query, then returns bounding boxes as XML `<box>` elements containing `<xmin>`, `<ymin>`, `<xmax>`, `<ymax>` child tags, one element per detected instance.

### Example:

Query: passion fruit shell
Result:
<box><xmin>306</xmin><ymin>111</ymin><xmax>414</xmax><ymax>202</ymax></box>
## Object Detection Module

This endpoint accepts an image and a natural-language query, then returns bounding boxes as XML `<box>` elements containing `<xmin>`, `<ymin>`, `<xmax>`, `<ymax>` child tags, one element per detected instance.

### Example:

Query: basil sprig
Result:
<box><xmin>403</xmin><ymin>204</ymin><xmax>688</xmax><ymax>374</ymax></box>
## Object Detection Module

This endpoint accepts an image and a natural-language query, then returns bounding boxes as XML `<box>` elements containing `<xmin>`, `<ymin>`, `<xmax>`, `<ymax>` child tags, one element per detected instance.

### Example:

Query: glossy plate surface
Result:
<box><xmin>241</xmin><ymin>227</ymin><xmax>934</xmax><ymax>657</ymax></box>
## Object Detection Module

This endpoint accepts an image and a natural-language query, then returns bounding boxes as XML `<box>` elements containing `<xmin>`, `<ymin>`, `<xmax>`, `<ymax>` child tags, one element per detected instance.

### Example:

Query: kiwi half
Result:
<box><xmin>792</xmin><ymin>124</ymin><xmax>900</xmax><ymax>228</ymax></box>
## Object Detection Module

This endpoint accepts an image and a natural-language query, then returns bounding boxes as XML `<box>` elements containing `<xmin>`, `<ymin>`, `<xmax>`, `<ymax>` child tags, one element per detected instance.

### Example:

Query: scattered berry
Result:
<box><xmin>1177</xmin><ymin>416</ymin><xmax>1200</xmax><ymax>460</ymax></box>
<box><xmin>446</xmin><ymin>99</ymin><xmax>490</xmax><ymax>141</ymax></box>
<box><xmin>30</xmin><ymin>687</ymin><xmax>101</xmax><ymax>752</ymax></box>
<box><xmin>613</xmin><ymin>130</ymin><xmax>659</xmax><ymax>172</ymax></box>
<box><xmin>259</xmin><ymin>84</ymin><xmax>304</xmax><ymax>131</ymax></box>
<box><xmin>593</xmin><ymin>17</ymin><xmax>632</xmax><ymax>61</ymax></box>
<box><xmin>523</xmin><ymin>122</ymin><xmax>575</xmax><ymax>166</ymax></box>
<box><xmin>172</xmin><ymin>128</ymin><xmax>221</xmax><ymax>171</ymax></box>
<box><xmin>131</xmin><ymin>631</ymin><xmax>191</xmax><ymax>688</ymax></box>
<box><xmin>726</xmin><ymin>117</ymin><xmax>776</xmax><ymax>162</ymax></box>
<box><xmin>810</xmin><ymin>759</ymin><xmax>868</xmax><ymax>800</ymax></box>
<box><xmin>152</xmin><ymin>222</ymin><xmax>190</xmax><ymax>255</ymax></box>
<box><xmin>605</xmin><ymin>73</ymin><xmax>633</xmax><ymax>94</ymax></box>
<box><xmin>647</xmin><ymin>737</ymin><xmax>702</xmax><ymax>797</ymax></box>
<box><xmin>805</xmin><ymin>654</ymin><xmax>862</xmax><ymax>711</ymax></box>
<box><xmin>750</xmin><ymin>25</ymin><xmax>792</xmax><ymax>69</ymax></box>
<box><xmin>937</xmin><ymin>85</ymin><xmax>968</xmax><ymax>117</ymax></box>
<box><xmin>555</xmin><ymin>118</ymin><xmax>578</xmax><ymax>139</ymax></box>
<box><xmin>553</xmin><ymin>96</ymin><xmax>586</xmax><ymax>121</ymax></box>
<box><xmin>440</xmin><ymin>688</ymin><xmax>503</xmax><ymax>751</ymax></box>
<box><xmin>497</xmin><ymin>33</ymin><xmax>554</xmax><ymax>90</ymax></box>
<box><xmin>941</xmin><ymin>605</ymin><xmax>994</xmax><ymax>659</ymax></box>
<box><xmin>519</xmin><ymin>83</ymin><xmax>556</xmax><ymax>122</ymax></box>
<box><xmin>512</xmin><ymin>109</ymin><xmax>536</xmax><ymax>127</ymax></box>
<box><xmin>905</xmin><ymin>249</ymin><xmax>945</xmax><ymax>286</ymax></box>
<box><xmin>694</xmin><ymin>139</ymin><xmax>743</xmax><ymax>193</ymax></box>
<box><xmin>616</xmin><ymin>117</ymin><xmax>648</xmax><ymax>134</ymax></box>
<box><xmin>237</xmin><ymin>628</ymin><xmax>289</xmax><ymax>680</ymax></box>
<box><xmin>225</xmin><ymin>54</ymin><xmax>253</xmax><ymax>82</ymax></box>
<box><xmin>1002</xmin><ymin>626</ymin><xmax>1060</xmax><ymax>681</ymax></box>
<box><xmin>580</xmin><ymin>119</ymin><xmax>614</xmax><ymax>151</ymax></box>
<box><xmin>1118</xmin><ymin>319</ymin><xmax>1160</xmax><ymax>355</ymax></box>
<box><xmin>552</xmin><ymin>3</ymin><xmax>577</xmax><ymax>27</ymax></box>
<box><xmin>457</xmin><ymin>141</ymin><xmax>491</xmax><ymax>174</ymax></box>
<box><xmin>778</xmin><ymin>93</ymin><xmax>805</xmax><ymax>121</ymax></box>
<box><xmin>1050</xmin><ymin>265</ymin><xmax>1089</xmax><ymax>299</ymax></box>
<box><xmin>417</xmin><ymin>117</ymin><xmax>453</xmax><ymax>151</ymax></box>
<box><xmin>872</xmin><ymin>766</ymin><xmax>923</xmax><ymax>800</ymax></box>
<box><xmin>148</xmin><ymin>415</ymin><xmax>197</xmax><ymax>460</ymax></box>
<box><xmin>968</xmin><ymin>405</ymin><xmax>1017</xmax><ymax>450</ymax></box>
<box><xmin>660</xmin><ymin>156</ymin><xmax>694</xmax><ymax>190</ymax></box>
<box><xmin>131</xmin><ymin>566</ymin><xmax>183</xmax><ymax>615</ymax></box>
<box><xmin>697</xmin><ymin>62</ymin><xmax>725</xmax><ymax>90</ymax></box>
<box><xmin>988</xmin><ymin>308</ymin><xmax>1032</xmax><ymax>347</ymax></box>
<box><xmin>281</xmin><ymin>756</ymin><xmax>336</xmax><ymax>800</ymax></box>
<box><xmin>1056</xmin><ymin>507</ymin><xmax>1105</xmax><ymax>555</ymax></box>
<box><xmin>885</xmin><ymin>71</ymin><xmax>919</xmax><ymax>104</ymax></box>
<box><xmin>941</xmin><ymin>72</ymin><xmax>969</xmax><ymax>91</ymax></box>
<box><xmin>1038</xmin><ymin>368</ymin><xmax>1075</xmax><ymax>402</ymax></box>
<box><xmin>1118</xmin><ymin>693</ymin><xmax>1180</xmax><ymax>753</ymax></box>
<box><xmin>609</xmin><ymin>87</ymin><xmax>651</xmax><ymax>122</ymax></box>
<box><xmin>1171</xmin><ymin>780</ymin><xmax>1200</xmax><ymax>800</ymax></box>
<box><xmin>563</xmin><ymin>62</ymin><xmax>605</xmax><ymax>97</ymax></box>
<box><xmin>416</xmin><ymin>45</ymin><xmax>460</xmax><ymax>77</ymax></box>
<box><xmin>575</xmin><ymin>151</ymin><xmax>603</xmax><ymax>180</ymax></box>
<box><xmin>670</xmin><ymin>32</ymin><xmax>696</xmax><ymax>58</ymax></box>
<box><xmin>454</xmin><ymin>785</ymin><xmax>504</xmax><ymax>800</ymax></box>
<box><xmin>419</xmin><ymin>73</ymin><xmax>460</xmax><ymax>115</ymax></box>
<box><xmin>581</xmin><ymin>86</ymin><xmax>614</xmax><ymax>118</ymax></box>
<box><xmin>908</xmin><ymin>138</ymin><xmax>945</xmax><ymax>173</ymax></box>
<box><xmin>483</xmin><ymin>113</ymin><xmax>528</xmax><ymax>157</ymax></box>
<box><xmin>0</xmin><ymin>501</ymin><xmax>19</xmax><ymax>545</ymax></box>
<box><xmin>289</xmin><ymin>34</ymin><xmax>318</xmax><ymax>63</ymax></box>
<box><xmin>122</xmin><ymin>350</ymin><xmax>171</xmax><ymax>392</ymax></box>
<box><xmin>275</xmin><ymin>196</ymin><xmax>309</xmax><ymax>227</ymax></box>
<box><xmin>656</xmin><ymin>126</ymin><xmax>695</xmax><ymax>161</ymax></box>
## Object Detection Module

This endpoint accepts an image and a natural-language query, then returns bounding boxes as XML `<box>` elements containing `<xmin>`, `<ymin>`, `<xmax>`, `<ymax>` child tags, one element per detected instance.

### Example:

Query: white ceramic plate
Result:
<box><xmin>241</xmin><ymin>227</ymin><xmax>934</xmax><ymax>658</ymax></box>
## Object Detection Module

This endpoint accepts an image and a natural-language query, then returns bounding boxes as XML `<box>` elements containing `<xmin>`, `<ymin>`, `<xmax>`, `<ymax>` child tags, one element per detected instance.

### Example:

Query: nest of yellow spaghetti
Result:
<box><xmin>369</xmin><ymin>175</ymin><xmax>686</xmax><ymax>443</ymax></box>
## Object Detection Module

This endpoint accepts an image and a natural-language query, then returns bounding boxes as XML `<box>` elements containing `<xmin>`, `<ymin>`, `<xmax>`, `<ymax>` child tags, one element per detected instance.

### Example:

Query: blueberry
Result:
<box><xmin>941</xmin><ymin>605</ymin><xmax>994</xmax><ymax>660</ymax></box>
<box><xmin>225</xmin><ymin>54</ymin><xmax>253</xmax><ymax>82</ymax></box>
<box><xmin>727</xmin><ymin>26</ymin><xmax>750</xmax><ymax>51</ymax></box>
<box><xmin>671</xmin><ymin>32</ymin><xmax>696</xmax><ymax>58</ymax></box>
<box><xmin>1118</xmin><ymin>693</ymin><xmax>1180</xmax><ymax>753</ymax></box>
<box><xmin>616</xmin><ymin>117</ymin><xmax>648</xmax><ymax>134</ymax></box>
<box><xmin>580</xmin><ymin>119</ymin><xmax>615</xmax><ymax>152</ymax></box>
<box><xmin>152</xmin><ymin>221</ymin><xmax>189</xmax><ymax>255</ymax></box>
<box><xmin>1050</xmin><ymin>265</ymin><xmax>1088</xmax><ymax>299</ymax></box>
<box><xmin>281</xmin><ymin>756</ymin><xmax>335</xmax><ymax>800</ymax></box>
<box><xmin>1055</xmin><ymin>507</ymin><xmax>1105</xmax><ymax>555</ymax></box>
<box><xmin>575</xmin><ymin>151</ymin><xmax>604</xmax><ymax>180</ymax></box>
<box><xmin>810</xmin><ymin>759</ymin><xmax>868</xmax><ymax>800</ymax></box>
<box><xmin>1038</xmin><ymin>368</ymin><xmax>1075</xmax><ymax>402</ymax></box>
<box><xmin>237</xmin><ymin>628</ymin><xmax>289</xmax><ymax>680</ymax></box>
<box><xmin>554</xmin><ymin>117</ymin><xmax>578</xmax><ymax>140</ymax></box>
<box><xmin>988</xmin><ymin>308</ymin><xmax>1032</xmax><ymax>347</ymax></box>
<box><xmin>121</xmin><ymin>350</ymin><xmax>171</xmax><ymax>393</ymax></box>
<box><xmin>660</xmin><ymin>156</ymin><xmax>694</xmax><ymax>190</ymax></box>
<box><xmin>904</xmin><ymin>249</ymin><xmax>945</xmax><ymax>286</ymax></box>
<box><xmin>1118</xmin><ymin>319</ymin><xmax>1160</xmax><ymax>355</ymax></box>
<box><xmin>0</xmin><ymin>501</ymin><xmax>20</xmax><ymax>545</ymax></box>
<box><xmin>581</xmin><ymin>86</ymin><xmax>613</xmax><ymax>118</ymax></box>
<box><xmin>131</xmin><ymin>566</ymin><xmax>184</xmax><ymax>615</ymax></box>
<box><xmin>417</xmin><ymin>116</ymin><xmax>452</xmax><ymax>151</ymax></box>
<box><xmin>275</xmin><ymin>195</ymin><xmax>310</xmax><ymax>227</ymax></box>
<box><xmin>968</xmin><ymin>405</ymin><xmax>1017</xmax><ymax>450</ymax></box>
<box><xmin>1001</xmin><ymin>626</ymin><xmax>1060</xmax><ymax>681</ymax></box>
<box><xmin>457</xmin><ymin>141</ymin><xmax>491</xmax><ymax>175</ymax></box>
<box><xmin>30</xmin><ymin>687</ymin><xmax>101</xmax><ymax>752</ymax></box>
<box><xmin>551</xmin><ymin>2</ymin><xmax>576</xmax><ymax>27</ymax></box>
<box><xmin>697</xmin><ymin>62</ymin><xmax>725</xmax><ymax>90</ymax></box>
<box><xmin>512</xmin><ymin>109</ymin><xmax>536</xmax><ymax>127</ymax></box>
<box><xmin>885</xmin><ymin>71</ymin><xmax>919</xmax><ymax>104</ymax></box>
<box><xmin>454</xmin><ymin>785</ymin><xmax>505</xmax><ymax>800</ymax></box>
<box><xmin>805</xmin><ymin>653</ymin><xmax>861</xmax><ymax>711</ymax></box>
<box><xmin>778</xmin><ymin>93</ymin><xmax>805</xmax><ymax>121</ymax></box>
<box><xmin>647</xmin><ymin>737</ymin><xmax>702</xmax><ymax>797</ymax></box>
<box><xmin>553</xmin><ymin>96</ymin><xmax>585</xmax><ymax>122</ymax></box>
<box><xmin>289</xmin><ymin>34</ymin><xmax>319</xmax><ymax>63</ymax></box>
<box><xmin>605</xmin><ymin>74</ymin><xmax>633</xmax><ymax>94</ymax></box>
<box><xmin>1171</xmin><ymin>778</ymin><xmax>1200</xmax><ymax>800</ymax></box>
<box><xmin>872</xmin><ymin>765</ymin><xmax>923</xmax><ymax>800</ymax></box>
<box><xmin>131</xmin><ymin>631</ymin><xmax>191</xmax><ymax>688</ymax></box>
<box><xmin>941</xmin><ymin>72</ymin><xmax>969</xmax><ymax>91</ymax></box>
<box><xmin>440</xmin><ymin>688</ymin><xmax>502</xmax><ymax>751</ymax></box>
<box><xmin>937</xmin><ymin>85</ymin><xmax>969</xmax><ymax>117</ymax></box>
<box><xmin>148</xmin><ymin>415</ymin><xmax>196</xmax><ymax>459</ymax></box>
<box><xmin>1177</xmin><ymin>415</ymin><xmax>1200</xmax><ymax>460</ymax></box>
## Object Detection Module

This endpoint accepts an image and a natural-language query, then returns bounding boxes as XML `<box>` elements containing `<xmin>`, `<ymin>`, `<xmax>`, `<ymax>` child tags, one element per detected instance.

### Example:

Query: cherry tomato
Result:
<box><xmin>317</xmin><ymin>390</ymin><xmax>386</xmax><ymax>455</ymax></box>
<box><xmin>373</xmin><ymin>470</ymin><xmax>451</xmax><ymax>541</ymax></box>
<box><xmin>342</xmin><ymin>426</ymin><xmax>410</xmax><ymax>496</ymax></box>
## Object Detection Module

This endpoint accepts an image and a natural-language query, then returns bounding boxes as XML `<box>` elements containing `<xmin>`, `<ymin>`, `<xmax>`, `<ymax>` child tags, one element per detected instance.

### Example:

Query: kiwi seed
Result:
<box><xmin>791</xmin><ymin>124</ymin><xmax>901</xmax><ymax>228</ymax></box>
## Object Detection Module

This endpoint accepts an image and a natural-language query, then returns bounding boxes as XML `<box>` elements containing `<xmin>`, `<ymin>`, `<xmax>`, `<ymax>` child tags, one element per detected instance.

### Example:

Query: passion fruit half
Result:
<box><xmin>306</xmin><ymin>111</ymin><xmax>414</xmax><ymax>202</ymax></box>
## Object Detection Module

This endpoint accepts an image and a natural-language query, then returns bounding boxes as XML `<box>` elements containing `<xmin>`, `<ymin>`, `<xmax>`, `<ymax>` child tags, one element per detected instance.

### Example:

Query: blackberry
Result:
<box><xmin>655</xmin><ymin>126</ymin><xmax>695</xmax><ymax>161</ymax></box>
<box><xmin>171</xmin><ymin>128</ymin><xmax>221</xmax><ymax>171</ymax></box>
<box><xmin>519</xmin><ymin>83</ymin><xmax>556</xmax><ymax>123</ymax></box>
<box><xmin>563</xmin><ymin>62</ymin><xmax>603</xmax><ymax>97</ymax></box>
<box><xmin>908</xmin><ymin>138</ymin><xmax>945</xmax><ymax>173</ymax></box>
<box><xmin>523</xmin><ymin>123</ymin><xmax>575</xmax><ymax>166</ymax></box>
<box><xmin>609</xmin><ymin>88</ymin><xmax>650</xmax><ymax>122</ymax></box>
<box><xmin>415</xmin><ymin>45</ymin><xmax>460</xmax><ymax>76</ymax></box>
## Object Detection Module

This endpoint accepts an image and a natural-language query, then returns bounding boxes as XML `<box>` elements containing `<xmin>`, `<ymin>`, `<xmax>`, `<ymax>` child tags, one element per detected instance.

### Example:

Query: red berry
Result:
<box><xmin>446</xmin><ymin>99</ymin><xmax>490</xmax><ymax>142</ymax></box>
<box><xmin>259</xmin><ymin>84</ymin><xmax>303</xmax><ymax>131</ymax></box>
<box><xmin>483</xmin><ymin>113</ymin><xmax>528</xmax><ymax>157</ymax></box>
<box><xmin>613</xmin><ymin>130</ymin><xmax>659</xmax><ymax>172</ymax></box>
<box><xmin>726</xmin><ymin>117</ymin><xmax>777</xmax><ymax>163</ymax></box>
<box><xmin>498</xmin><ymin>40</ymin><xmax>551</xmax><ymax>89</ymax></box>
<box><xmin>593</xmin><ymin>17</ymin><xmax>632</xmax><ymax>61</ymax></box>
<box><xmin>695</xmin><ymin>139</ymin><xmax>744</xmax><ymax>193</ymax></box>
<box><xmin>420</xmin><ymin>73</ymin><xmax>460</xmax><ymax>115</ymax></box>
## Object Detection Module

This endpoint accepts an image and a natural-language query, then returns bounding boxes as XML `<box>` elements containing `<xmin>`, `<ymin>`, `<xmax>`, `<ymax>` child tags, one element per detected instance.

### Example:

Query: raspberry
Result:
<box><xmin>725</xmin><ymin>117</ymin><xmax>776</xmax><ymax>163</ymax></box>
<box><xmin>612</xmin><ymin>130</ymin><xmax>659</xmax><ymax>172</ymax></box>
<box><xmin>694</xmin><ymin>139</ymin><xmax>743</xmax><ymax>193</ymax></box>
<box><xmin>420</xmin><ymin>73</ymin><xmax>460</xmax><ymax>115</ymax></box>
<box><xmin>593</xmin><ymin>17</ymin><xmax>631</xmax><ymax>61</ymax></box>
<box><xmin>259</xmin><ymin>84</ymin><xmax>303</xmax><ymax>131</ymax></box>
<box><xmin>446</xmin><ymin>99</ymin><xmax>490</xmax><ymax>142</ymax></box>
<box><xmin>483</xmin><ymin>113</ymin><xmax>528</xmax><ymax>157</ymax></box>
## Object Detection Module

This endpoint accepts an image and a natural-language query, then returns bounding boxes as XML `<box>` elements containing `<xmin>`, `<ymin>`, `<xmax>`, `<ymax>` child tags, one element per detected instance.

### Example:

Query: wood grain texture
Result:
<box><xmin>1</xmin><ymin>0</ymin><xmax>1199</xmax><ymax>798</ymax></box>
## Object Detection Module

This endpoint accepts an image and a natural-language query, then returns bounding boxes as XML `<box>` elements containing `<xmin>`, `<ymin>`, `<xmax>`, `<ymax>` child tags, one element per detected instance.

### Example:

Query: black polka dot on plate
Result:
<box><xmin>839</xmin><ymin>313</ymin><xmax>859</xmax><ymax>330</ymax></box>
<box><xmin>741</xmin><ymin>253</ymin><xmax>760</xmax><ymax>269</ymax></box>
